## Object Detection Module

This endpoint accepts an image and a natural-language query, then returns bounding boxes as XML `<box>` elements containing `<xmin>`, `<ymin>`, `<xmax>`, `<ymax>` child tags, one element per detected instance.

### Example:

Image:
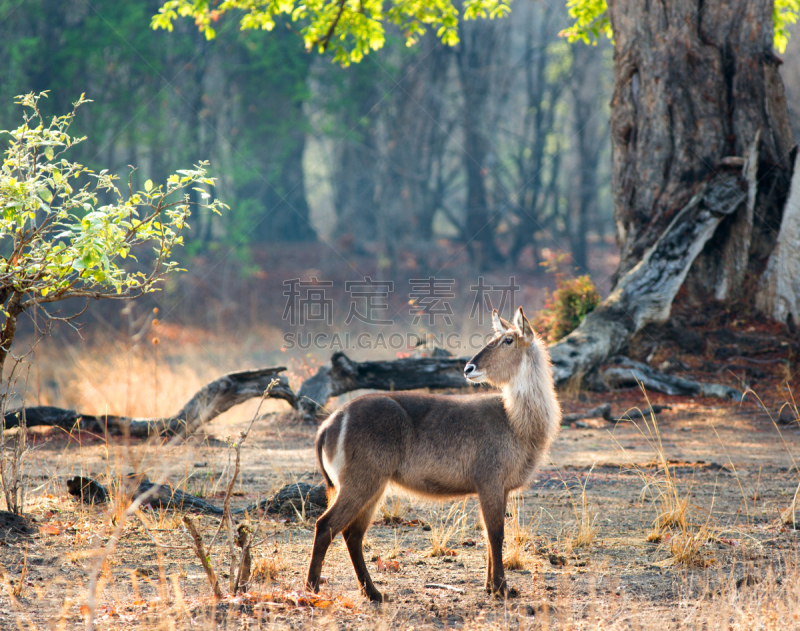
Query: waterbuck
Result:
<box><xmin>305</xmin><ymin>307</ymin><xmax>561</xmax><ymax>601</ymax></box>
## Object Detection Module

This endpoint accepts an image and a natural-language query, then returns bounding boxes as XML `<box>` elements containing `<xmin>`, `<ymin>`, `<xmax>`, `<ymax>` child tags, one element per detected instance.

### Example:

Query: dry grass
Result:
<box><xmin>614</xmin><ymin>387</ymin><xmax>723</xmax><ymax>569</ymax></box>
<box><xmin>251</xmin><ymin>541</ymin><xmax>287</xmax><ymax>583</ymax></box>
<box><xmin>504</xmin><ymin>494</ymin><xmax>538</xmax><ymax>570</ymax></box>
<box><xmin>426</xmin><ymin>501</ymin><xmax>469</xmax><ymax>557</ymax></box>
<box><xmin>16</xmin><ymin>327</ymin><xmax>287</xmax><ymax>421</ymax></box>
<box><xmin>571</xmin><ymin>482</ymin><xmax>599</xmax><ymax>549</ymax></box>
<box><xmin>386</xmin><ymin>528</ymin><xmax>406</xmax><ymax>560</ymax></box>
<box><xmin>380</xmin><ymin>495</ymin><xmax>409</xmax><ymax>525</ymax></box>
<box><xmin>615</xmin><ymin>393</ymin><xmax>695</xmax><ymax>537</ymax></box>
<box><xmin>664</xmin><ymin>524</ymin><xmax>715</xmax><ymax>568</ymax></box>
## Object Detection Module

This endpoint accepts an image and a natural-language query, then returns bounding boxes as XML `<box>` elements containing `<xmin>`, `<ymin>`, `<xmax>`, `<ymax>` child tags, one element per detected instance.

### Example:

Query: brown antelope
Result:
<box><xmin>305</xmin><ymin>307</ymin><xmax>561</xmax><ymax>601</ymax></box>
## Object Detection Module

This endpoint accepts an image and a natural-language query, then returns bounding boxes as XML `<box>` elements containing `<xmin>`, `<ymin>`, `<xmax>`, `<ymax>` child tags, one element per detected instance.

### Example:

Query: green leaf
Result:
<box><xmin>152</xmin><ymin>0</ymin><xmax>512</xmax><ymax>63</ymax></box>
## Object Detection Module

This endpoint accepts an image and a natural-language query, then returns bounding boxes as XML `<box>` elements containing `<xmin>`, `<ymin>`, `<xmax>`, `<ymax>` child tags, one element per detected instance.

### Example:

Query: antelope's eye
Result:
<box><xmin>503</xmin><ymin>336</ymin><xmax>513</xmax><ymax>345</ymax></box>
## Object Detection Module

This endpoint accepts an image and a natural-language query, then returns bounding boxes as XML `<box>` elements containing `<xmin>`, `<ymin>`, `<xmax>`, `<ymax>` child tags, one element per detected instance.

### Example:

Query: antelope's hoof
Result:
<box><xmin>305</xmin><ymin>580</ymin><xmax>320</xmax><ymax>594</ymax></box>
<box><xmin>491</xmin><ymin>583</ymin><xmax>519</xmax><ymax>599</ymax></box>
<box><xmin>365</xmin><ymin>588</ymin><xmax>387</xmax><ymax>603</ymax></box>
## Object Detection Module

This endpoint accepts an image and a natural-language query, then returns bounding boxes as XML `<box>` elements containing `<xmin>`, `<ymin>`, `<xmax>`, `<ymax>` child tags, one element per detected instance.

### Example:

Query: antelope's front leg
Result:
<box><xmin>485</xmin><ymin>549</ymin><xmax>493</xmax><ymax>593</ymax></box>
<box><xmin>478</xmin><ymin>490</ymin><xmax>508</xmax><ymax>596</ymax></box>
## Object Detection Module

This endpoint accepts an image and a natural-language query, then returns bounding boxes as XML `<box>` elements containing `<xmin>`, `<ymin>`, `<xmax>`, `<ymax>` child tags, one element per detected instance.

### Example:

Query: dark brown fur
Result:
<box><xmin>305</xmin><ymin>308</ymin><xmax>561</xmax><ymax>601</ymax></box>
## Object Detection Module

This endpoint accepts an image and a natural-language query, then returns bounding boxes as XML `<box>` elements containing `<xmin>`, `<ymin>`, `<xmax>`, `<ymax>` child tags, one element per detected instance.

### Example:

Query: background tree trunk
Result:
<box><xmin>379</xmin><ymin>37</ymin><xmax>455</xmax><ymax>268</ymax></box>
<box><xmin>457</xmin><ymin>13</ymin><xmax>506</xmax><ymax>267</ymax></box>
<box><xmin>332</xmin><ymin>59</ymin><xmax>382</xmax><ymax>246</ymax></box>
<box><xmin>570</xmin><ymin>42</ymin><xmax>607</xmax><ymax>274</ymax></box>
<box><xmin>606</xmin><ymin>0</ymin><xmax>794</xmax><ymax>304</ymax></box>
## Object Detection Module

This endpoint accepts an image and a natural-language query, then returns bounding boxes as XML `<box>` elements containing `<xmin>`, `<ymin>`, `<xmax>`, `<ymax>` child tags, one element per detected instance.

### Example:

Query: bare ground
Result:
<box><xmin>1</xmin><ymin>389</ymin><xmax>800</xmax><ymax>630</ymax></box>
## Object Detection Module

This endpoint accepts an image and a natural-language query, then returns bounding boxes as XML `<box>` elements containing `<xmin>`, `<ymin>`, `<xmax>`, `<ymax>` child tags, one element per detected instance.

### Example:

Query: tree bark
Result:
<box><xmin>756</xmin><ymin>149</ymin><xmax>800</xmax><ymax>327</ymax></box>
<box><xmin>549</xmin><ymin>165</ymin><xmax>754</xmax><ymax>384</ymax></box>
<box><xmin>606</xmin><ymin>0</ymin><xmax>794</xmax><ymax>305</ymax></box>
<box><xmin>3</xmin><ymin>367</ymin><xmax>294</xmax><ymax>437</ymax></box>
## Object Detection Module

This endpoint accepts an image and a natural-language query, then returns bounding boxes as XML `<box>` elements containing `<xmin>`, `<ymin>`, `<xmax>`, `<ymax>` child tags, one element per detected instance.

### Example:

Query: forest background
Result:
<box><xmin>3</xmin><ymin>0</ymin><xmax>800</xmax><ymax>410</ymax></box>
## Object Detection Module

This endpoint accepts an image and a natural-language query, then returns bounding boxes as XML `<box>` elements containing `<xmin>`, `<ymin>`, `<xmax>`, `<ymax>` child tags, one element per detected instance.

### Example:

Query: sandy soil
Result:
<box><xmin>1</xmin><ymin>392</ymin><xmax>800</xmax><ymax>629</ymax></box>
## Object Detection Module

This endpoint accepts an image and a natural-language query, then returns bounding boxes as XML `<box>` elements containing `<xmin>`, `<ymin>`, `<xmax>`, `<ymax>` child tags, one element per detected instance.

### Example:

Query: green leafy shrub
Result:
<box><xmin>1</xmin><ymin>93</ymin><xmax>225</xmax><ymax>513</ymax></box>
<box><xmin>533</xmin><ymin>274</ymin><xmax>600</xmax><ymax>344</ymax></box>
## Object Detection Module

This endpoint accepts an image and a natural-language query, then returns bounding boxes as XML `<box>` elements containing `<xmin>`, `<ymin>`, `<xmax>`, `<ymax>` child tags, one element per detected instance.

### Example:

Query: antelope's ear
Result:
<box><xmin>492</xmin><ymin>310</ymin><xmax>513</xmax><ymax>334</ymax></box>
<box><xmin>513</xmin><ymin>307</ymin><xmax>534</xmax><ymax>345</ymax></box>
<box><xmin>491</xmin><ymin>310</ymin><xmax>505</xmax><ymax>334</ymax></box>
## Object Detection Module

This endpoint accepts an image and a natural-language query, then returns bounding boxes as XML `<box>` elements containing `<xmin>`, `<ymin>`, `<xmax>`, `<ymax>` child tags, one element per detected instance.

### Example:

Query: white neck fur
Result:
<box><xmin>502</xmin><ymin>340</ymin><xmax>561</xmax><ymax>442</ymax></box>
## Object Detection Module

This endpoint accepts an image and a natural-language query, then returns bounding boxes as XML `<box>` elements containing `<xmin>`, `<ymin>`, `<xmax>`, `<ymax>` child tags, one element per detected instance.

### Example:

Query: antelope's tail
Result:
<box><xmin>316</xmin><ymin>427</ymin><xmax>335</xmax><ymax>491</ymax></box>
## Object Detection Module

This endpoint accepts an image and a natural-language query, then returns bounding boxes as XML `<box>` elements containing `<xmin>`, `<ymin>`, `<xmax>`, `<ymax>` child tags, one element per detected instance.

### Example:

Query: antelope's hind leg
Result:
<box><xmin>305</xmin><ymin>495</ymin><xmax>358</xmax><ymax>594</ymax></box>
<box><xmin>343</xmin><ymin>491</ymin><xmax>387</xmax><ymax>602</ymax></box>
<box><xmin>305</xmin><ymin>479</ymin><xmax>388</xmax><ymax>600</ymax></box>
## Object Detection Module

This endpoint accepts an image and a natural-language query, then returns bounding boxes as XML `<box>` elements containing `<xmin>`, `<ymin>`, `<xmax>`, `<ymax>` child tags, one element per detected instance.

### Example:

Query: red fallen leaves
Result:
<box><xmin>40</xmin><ymin>522</ymin><xmax>75</xmax><ymax>535</ymax></box>
<box><xmin>78</xmin><ymin>591</ymin><xmax>356</xmax><ymax>623</ymax></box>
<box><xmin>79</xmin><ymin>604</ymin><xmax>130</xmax><ymax>622</ymax></box>
<box><xmin>379</xmin><ymin>516</ymin><xmax>424</xmax><ymax>527</ymax></box>
<box><xmin>376</xmin><ymin>556</ymin><xmax>400</xmax><ymax>572</ymax></box>
<box><xmin>231</xmin><ymin>590</ymin><xmax>356</xmax><ymax>610</ymax></box>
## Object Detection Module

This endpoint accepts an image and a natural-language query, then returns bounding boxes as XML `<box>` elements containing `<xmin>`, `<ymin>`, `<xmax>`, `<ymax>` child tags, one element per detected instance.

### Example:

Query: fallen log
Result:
<box><xmin>601</xmin><ymin>357</ymin><xmax>743</xmax><ymax>401</ymax></box>
<box><xmin>548</xmin><ymin>158</ymin><xmax>756</xmax><ymax>386</ymax></box>
<box><xmin>561</xmin><ymin>403</ymin><xmax>612</xmax><ymax>424</ymax></box>
<box><xmin>295</xmin><ymin>351</ymin><xmax>473</xmax><ymax>421</ymax></box>
<box><xmin>613</xmin><ymin>404</ymin><xmax>671</xmax><ymax>423</ymax></box>
<box><xmin>244</xmin><ymin>481</ymin><xmax>328</xmax><ymax>517</ymax></box>
<box><xmin>66</xmin><ymin>476</ymin><xmax>327</xmax><ymax>517</ymax></box>
<box><xmin>3</xmin><ymin>366</ymin><xmax>294</xmax><ymax>437</ymax></box>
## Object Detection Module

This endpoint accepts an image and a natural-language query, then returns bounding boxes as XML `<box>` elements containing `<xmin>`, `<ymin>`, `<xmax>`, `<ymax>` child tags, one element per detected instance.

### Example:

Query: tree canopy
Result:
<box><xmin>152</xmin><ymin>0</ymin><xmax>511</xmax><ymax>64</ymax></box>
<box><xmin>560</xmin><ymin>0</ymin><xmax>799</xmax><ymax>53</ymax></box>
<box><xmin>154</xmin><ymin>0</ymin><xmax>799</xmax><ymax>62</ymax></box>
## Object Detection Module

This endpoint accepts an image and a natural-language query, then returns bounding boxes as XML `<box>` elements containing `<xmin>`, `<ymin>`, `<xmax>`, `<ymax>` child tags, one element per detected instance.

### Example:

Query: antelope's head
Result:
<box><xmin>464</xmin><ymin>307</ymin><xmax>535</xmax><ymax>387</ymax></box>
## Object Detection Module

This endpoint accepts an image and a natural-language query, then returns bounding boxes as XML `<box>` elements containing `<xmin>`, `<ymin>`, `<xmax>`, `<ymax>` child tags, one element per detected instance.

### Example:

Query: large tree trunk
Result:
<box><xmin>606</xmin><ymin>0</ymin><xmax>794</xmax><ymax>303</ymax></box>
<box><xmin>756</xmin><ymin>151</ymin><xmax>800</xmax><ymax>327</ymax></box>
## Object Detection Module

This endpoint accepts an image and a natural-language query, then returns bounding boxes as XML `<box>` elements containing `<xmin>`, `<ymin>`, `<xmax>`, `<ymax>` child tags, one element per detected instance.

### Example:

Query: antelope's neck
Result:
<box><xmin>502</xmin><ymin>346</ymin><xmax>560</xmax><ymax>442</ymax></box>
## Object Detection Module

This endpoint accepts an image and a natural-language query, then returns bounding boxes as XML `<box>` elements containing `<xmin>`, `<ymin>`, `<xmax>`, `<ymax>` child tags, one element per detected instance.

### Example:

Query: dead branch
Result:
<box><xmin>183</xmin><ymin>515</ymin><xmax>223</xmax><ymax>599</ymax></box>
<box><xmin>601</xmin><ymin>357</ymin><xmax>743</xmax><ymax>400</ymax></box>
<box><xmin>233</xmin><ymin>523</ymin><xmax>253</xmax><ymax>593</ymax></box>
<box><xmin>3</xmin><ymin>367</ymin><xmax>294</xmax><ymax>437</ymax></box>
<box><xmin>548</xmin><ymin>160</ymin><xmax>756</xmax><ymax>385</ymax></box>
